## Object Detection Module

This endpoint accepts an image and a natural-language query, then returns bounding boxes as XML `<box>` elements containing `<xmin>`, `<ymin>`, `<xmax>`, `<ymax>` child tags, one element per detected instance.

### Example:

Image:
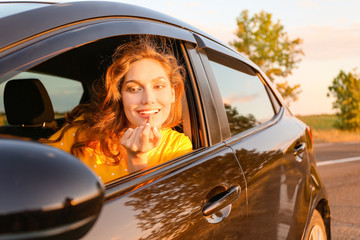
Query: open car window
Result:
<box><xmin>0</xmin><ymin>35</ymin><xmax>199</xmax><ymax>184</ymax></box>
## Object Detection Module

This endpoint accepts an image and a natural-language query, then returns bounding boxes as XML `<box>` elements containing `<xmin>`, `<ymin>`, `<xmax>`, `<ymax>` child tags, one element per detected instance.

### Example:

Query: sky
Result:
<box><xmin>10</xmin><ymin>0</ymin><xmax>360</xmax><ymax>116</ymax></box>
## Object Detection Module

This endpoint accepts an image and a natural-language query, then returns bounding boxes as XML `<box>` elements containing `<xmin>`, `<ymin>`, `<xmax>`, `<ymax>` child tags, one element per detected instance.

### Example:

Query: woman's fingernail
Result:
<box><xmin>146</xmin><ymin>123</ymin><xmax>150</xmax><ymax>126</ymax></box>
<box><xmin>154</xmin><ymin>126</ymin><xmax>158</xmax><ymax>131</ymax></box>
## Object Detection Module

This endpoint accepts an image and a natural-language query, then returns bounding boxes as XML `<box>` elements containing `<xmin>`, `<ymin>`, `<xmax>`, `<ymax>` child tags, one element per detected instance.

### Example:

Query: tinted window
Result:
<box><xmin>209</xmin><ymin>59</ymin><xmax>275</xmax><ymax>136</ymax></box>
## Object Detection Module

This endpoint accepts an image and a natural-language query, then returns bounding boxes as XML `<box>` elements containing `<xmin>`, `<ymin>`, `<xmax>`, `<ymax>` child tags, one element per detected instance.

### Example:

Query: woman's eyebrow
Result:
<box><xmin>123</xmin><ymin>79</ymin><xmax>140</xmax><ymax>85</ymax></box>
<box><xmin>124</xmin><ymin>76</ymin><xmax>169</xmax><ymax>84</ymax></box>
<box><xmin>152</xmin><ymin>76</ymin><xmax>169</xmax><ymax>82</ymax></box>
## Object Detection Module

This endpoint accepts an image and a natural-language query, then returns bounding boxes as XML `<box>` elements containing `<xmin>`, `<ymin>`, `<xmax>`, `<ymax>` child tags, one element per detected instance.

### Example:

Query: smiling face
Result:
<box><xmin>121</xmin><ymin>58</ymin><xmax>175</xmax><ymax>128</ymax></box>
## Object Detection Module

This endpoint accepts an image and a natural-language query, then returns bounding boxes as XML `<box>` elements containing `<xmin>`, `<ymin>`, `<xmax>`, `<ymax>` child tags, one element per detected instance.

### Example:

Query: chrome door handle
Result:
<box><xmin>202</xmin><ymin>185</ymin><xmax>241</xmax><ymax>216</ymax></box>
<box><xmin>294</xmin><ymin>142</ymin><xmax>306</xmax><ymax>161</ymax></box>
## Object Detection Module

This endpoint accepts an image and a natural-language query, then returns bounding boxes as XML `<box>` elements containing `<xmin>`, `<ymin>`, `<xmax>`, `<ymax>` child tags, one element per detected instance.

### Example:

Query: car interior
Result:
<box><xmin>0</xmin><ymin>35</ymin><xmax>200</xmax><ymax>148</ymax></box>
<box><xmin>0</xmin><ymin>78</ymin><xmax>58</xmax><ymax>139</ymax></box>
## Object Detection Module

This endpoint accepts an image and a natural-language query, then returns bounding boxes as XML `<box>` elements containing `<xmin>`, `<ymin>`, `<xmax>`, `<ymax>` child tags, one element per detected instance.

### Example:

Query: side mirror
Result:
<box><xmin>0</xmin><ymin>138</ymin><xmax>104</xmax><ymax>240</ymax></box>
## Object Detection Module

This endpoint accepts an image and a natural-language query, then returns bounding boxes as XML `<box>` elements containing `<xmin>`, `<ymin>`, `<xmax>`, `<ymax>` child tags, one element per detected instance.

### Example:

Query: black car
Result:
<box><xmin>0</xmin><ymin>1</ymin><xmax>330</xmax><ymax>239</ymax></box>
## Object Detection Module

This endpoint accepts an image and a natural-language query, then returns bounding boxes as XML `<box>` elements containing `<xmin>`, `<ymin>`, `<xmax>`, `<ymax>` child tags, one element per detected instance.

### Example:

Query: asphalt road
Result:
<box><xmin>314</xmin><ymin>141</ymin><xmax>360</xmax><ymax>240</ymax></box>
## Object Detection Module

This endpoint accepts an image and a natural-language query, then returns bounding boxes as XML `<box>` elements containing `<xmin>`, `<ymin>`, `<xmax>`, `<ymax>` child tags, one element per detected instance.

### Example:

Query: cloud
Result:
<box><xmin>185</xmin><ymin>2</ymin><xmax>201</xmax><ymax>8</ymax></box>
<box><xmin>289</xmin><ymin>24</ymin><xmax>360</xmax><ymax>60</ymax></box>
<box><xmin>165</xmin><ymin>2</ymin><xmax>176</xmax><ymax>7</ymax></box>
<box><xmin>223</xmin><ymin>93</ymin><xmax>259</xmax><ymax>105</ymax></box>
<box><xmin>298</xmin><ymin>0</ymin><xmax>320</xmax><ymax>8</ymax></box>
<box><xmin>194</xmin><ymin>22</ymin><xmax>235</xmax><ymax>45</ymax></box>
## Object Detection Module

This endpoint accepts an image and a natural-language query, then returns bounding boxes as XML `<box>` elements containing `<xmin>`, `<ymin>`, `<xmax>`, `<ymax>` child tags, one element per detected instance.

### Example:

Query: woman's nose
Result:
<box><xmin>141</xmin><ymin>88</ymin><xmax>156</xmax><ymax>105</ymax></box>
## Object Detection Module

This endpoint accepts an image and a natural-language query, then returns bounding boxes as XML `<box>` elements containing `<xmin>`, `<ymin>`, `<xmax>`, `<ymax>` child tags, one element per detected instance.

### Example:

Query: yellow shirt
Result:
<box><xmin>47</xmin><ymin>126</ymin><xmax>192</xmax><ymax>183</ymax></box>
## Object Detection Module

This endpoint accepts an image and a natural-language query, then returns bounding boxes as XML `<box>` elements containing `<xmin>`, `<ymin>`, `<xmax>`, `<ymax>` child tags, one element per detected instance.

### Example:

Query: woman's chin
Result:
<box><xmin>127</xmin><ymin>116</ymin><xmax>165</xmax><ymax>129</ymax></box>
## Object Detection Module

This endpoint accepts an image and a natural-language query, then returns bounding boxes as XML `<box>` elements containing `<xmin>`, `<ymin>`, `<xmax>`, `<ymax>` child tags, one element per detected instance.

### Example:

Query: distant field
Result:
<box><xmin>297</xmin><ymin>114</ymin><xmax>337</xmax><ymax>130</ymax></box>
<box><xmin>297</xmin><ymin>114</ymin><xmax>360</xmax><ymax>143</ymax></box>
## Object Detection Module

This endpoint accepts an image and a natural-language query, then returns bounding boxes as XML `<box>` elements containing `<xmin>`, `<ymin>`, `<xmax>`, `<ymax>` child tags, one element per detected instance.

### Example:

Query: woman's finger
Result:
<box><xmin>141</xmin><ymin>123</ymin><xmax>151</xmax><ymax>144</ymax></box>
<box><xmin>120</xmin><ymin>128</ymin><xmax>134</xmax><ymax>145</ymax></box>
<box><xmin>129</xmin><ymin>126</ymin><xmax>144</xmax><ymax>151</ymax></box>
<box><xmin>121</xmin><ymin>127</ymin><xmax>140</xmax><ymax>151</ymax></box>
<box><xmin>122</xmin><ymin>124</ymin><xmax>160</xmax><ymax>154</ymax></box>
<box><xmin>122</xmin><ymin>128</ymin><xmax>134</xmax><ymax>140</ymax></box>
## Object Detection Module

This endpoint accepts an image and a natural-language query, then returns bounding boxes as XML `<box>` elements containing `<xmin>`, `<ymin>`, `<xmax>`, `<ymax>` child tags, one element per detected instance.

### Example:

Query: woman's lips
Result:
<box><xmin>138</xmin><ymin>109</ymin><xmax>160</xmax><ymax>117</ymax></box>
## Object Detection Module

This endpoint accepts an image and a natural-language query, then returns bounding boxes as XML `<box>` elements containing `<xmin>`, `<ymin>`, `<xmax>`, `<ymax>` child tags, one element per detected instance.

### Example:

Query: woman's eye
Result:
<box><xmin>154</xmin><ymin>84</ymin><xmax>165</xmax><ymax>90</ymax></box>
<box><xmin>127</xmin><ymin>86</ymin><xmax>141</xmax><ymax>93</ymax></box>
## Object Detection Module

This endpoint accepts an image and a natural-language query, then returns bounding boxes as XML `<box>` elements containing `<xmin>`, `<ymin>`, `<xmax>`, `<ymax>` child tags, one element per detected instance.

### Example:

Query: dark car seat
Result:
<box><xmin>0</xmin><ymin>78</ymin><xmax>57</xmax><ymax>139</ymax></box>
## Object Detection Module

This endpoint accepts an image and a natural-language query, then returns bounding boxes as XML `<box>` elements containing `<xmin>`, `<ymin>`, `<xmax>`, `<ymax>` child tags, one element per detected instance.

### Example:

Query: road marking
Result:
<box><xmin>317</xmin><ymin>156</ymin><xmax>360</xmax><ymax>166</ymax></box>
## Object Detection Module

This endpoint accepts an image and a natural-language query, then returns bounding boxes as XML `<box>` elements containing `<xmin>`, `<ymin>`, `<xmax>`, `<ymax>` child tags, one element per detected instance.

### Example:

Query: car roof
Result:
<box><xmin>0</xmin><ymin>1</ymin><xmax>226</xmax><ymax>52</ymax></box>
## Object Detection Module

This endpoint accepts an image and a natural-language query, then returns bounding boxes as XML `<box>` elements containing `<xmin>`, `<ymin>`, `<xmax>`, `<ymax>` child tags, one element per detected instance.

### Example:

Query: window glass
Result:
<box><xmin>0</xmin><ymin>72</ymin><xmax>83</xmax><ymax>126</ymax></box>
<box><xmin>209</xmin><ymin>59</ymin><xmax>275</xmax><ymax>136</ymax></box>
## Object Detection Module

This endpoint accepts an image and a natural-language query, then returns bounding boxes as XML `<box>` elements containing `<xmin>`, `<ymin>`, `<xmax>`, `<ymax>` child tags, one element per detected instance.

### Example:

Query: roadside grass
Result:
<box><xmin>297</xmin><ymin>114</ymin><xmax>360</xmax><ymax>143</ymax></box>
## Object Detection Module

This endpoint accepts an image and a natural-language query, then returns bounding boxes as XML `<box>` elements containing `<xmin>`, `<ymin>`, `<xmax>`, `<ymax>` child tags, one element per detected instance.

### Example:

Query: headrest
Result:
<box><xmin>4</xmin><ymin>79</ymin><xmax>54</xmax><ymax>126</ymax></box>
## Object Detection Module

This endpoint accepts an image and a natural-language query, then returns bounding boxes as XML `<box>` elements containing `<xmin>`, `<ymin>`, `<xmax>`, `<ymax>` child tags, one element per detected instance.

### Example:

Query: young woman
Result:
<box><xmin>45</xmin><ymin>37</ymin><xmax>192</xmax><ymax>183</ymax></box>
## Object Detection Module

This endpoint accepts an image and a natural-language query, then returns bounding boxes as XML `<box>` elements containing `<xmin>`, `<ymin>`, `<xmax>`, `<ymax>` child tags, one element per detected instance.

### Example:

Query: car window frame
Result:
<box><xmin>184</xmin><ymin>42</ymin><xmax>224</xmax><ymax>146</ymax></box>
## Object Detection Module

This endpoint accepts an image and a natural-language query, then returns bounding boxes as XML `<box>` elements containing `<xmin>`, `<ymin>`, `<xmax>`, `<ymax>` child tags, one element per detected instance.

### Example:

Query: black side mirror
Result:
<box><xmin>0</xmin><ymin>138</ymin><xmax>104</xmax><ymax>240</ymax></box>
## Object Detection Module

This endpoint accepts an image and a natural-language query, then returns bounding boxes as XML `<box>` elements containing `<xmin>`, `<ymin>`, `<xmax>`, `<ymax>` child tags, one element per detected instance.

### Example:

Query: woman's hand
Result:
<box><xmin>120</xmin><ymin>122</ymin><xmax>161</xmax><ymax>173</ymax></box>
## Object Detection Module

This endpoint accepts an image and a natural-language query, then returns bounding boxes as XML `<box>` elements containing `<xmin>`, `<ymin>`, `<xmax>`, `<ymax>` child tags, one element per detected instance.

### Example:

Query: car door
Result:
<box><xmin>0</xmin><ymin>18</ymin><xmax>248</xmax><ymax>239</ymax></box>
<box><xmin>190</xmin><ymin>35</ymin><xmax>312</xmax><ymax>239</ymax></box>
<box><xmin>86</xmin><ymin>146</ymin><xmax>247</xmax><ymax>239</ymax></box>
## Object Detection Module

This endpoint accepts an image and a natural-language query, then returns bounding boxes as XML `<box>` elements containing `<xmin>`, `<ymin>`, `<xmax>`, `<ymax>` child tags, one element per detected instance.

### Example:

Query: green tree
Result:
<box><xmin>328</xmin><ymin>69</ymin><xmax>360</xmax><ymax>131</ymax></box>
<box><xmin>230</xmin><ymin>10</ymin><xmax>303</xmax><ymax>103</ymax></box>
<box><xmin>224</xmin><ymin>103</ymin><xmax>259</xmax><ymax>135</ymax></box>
